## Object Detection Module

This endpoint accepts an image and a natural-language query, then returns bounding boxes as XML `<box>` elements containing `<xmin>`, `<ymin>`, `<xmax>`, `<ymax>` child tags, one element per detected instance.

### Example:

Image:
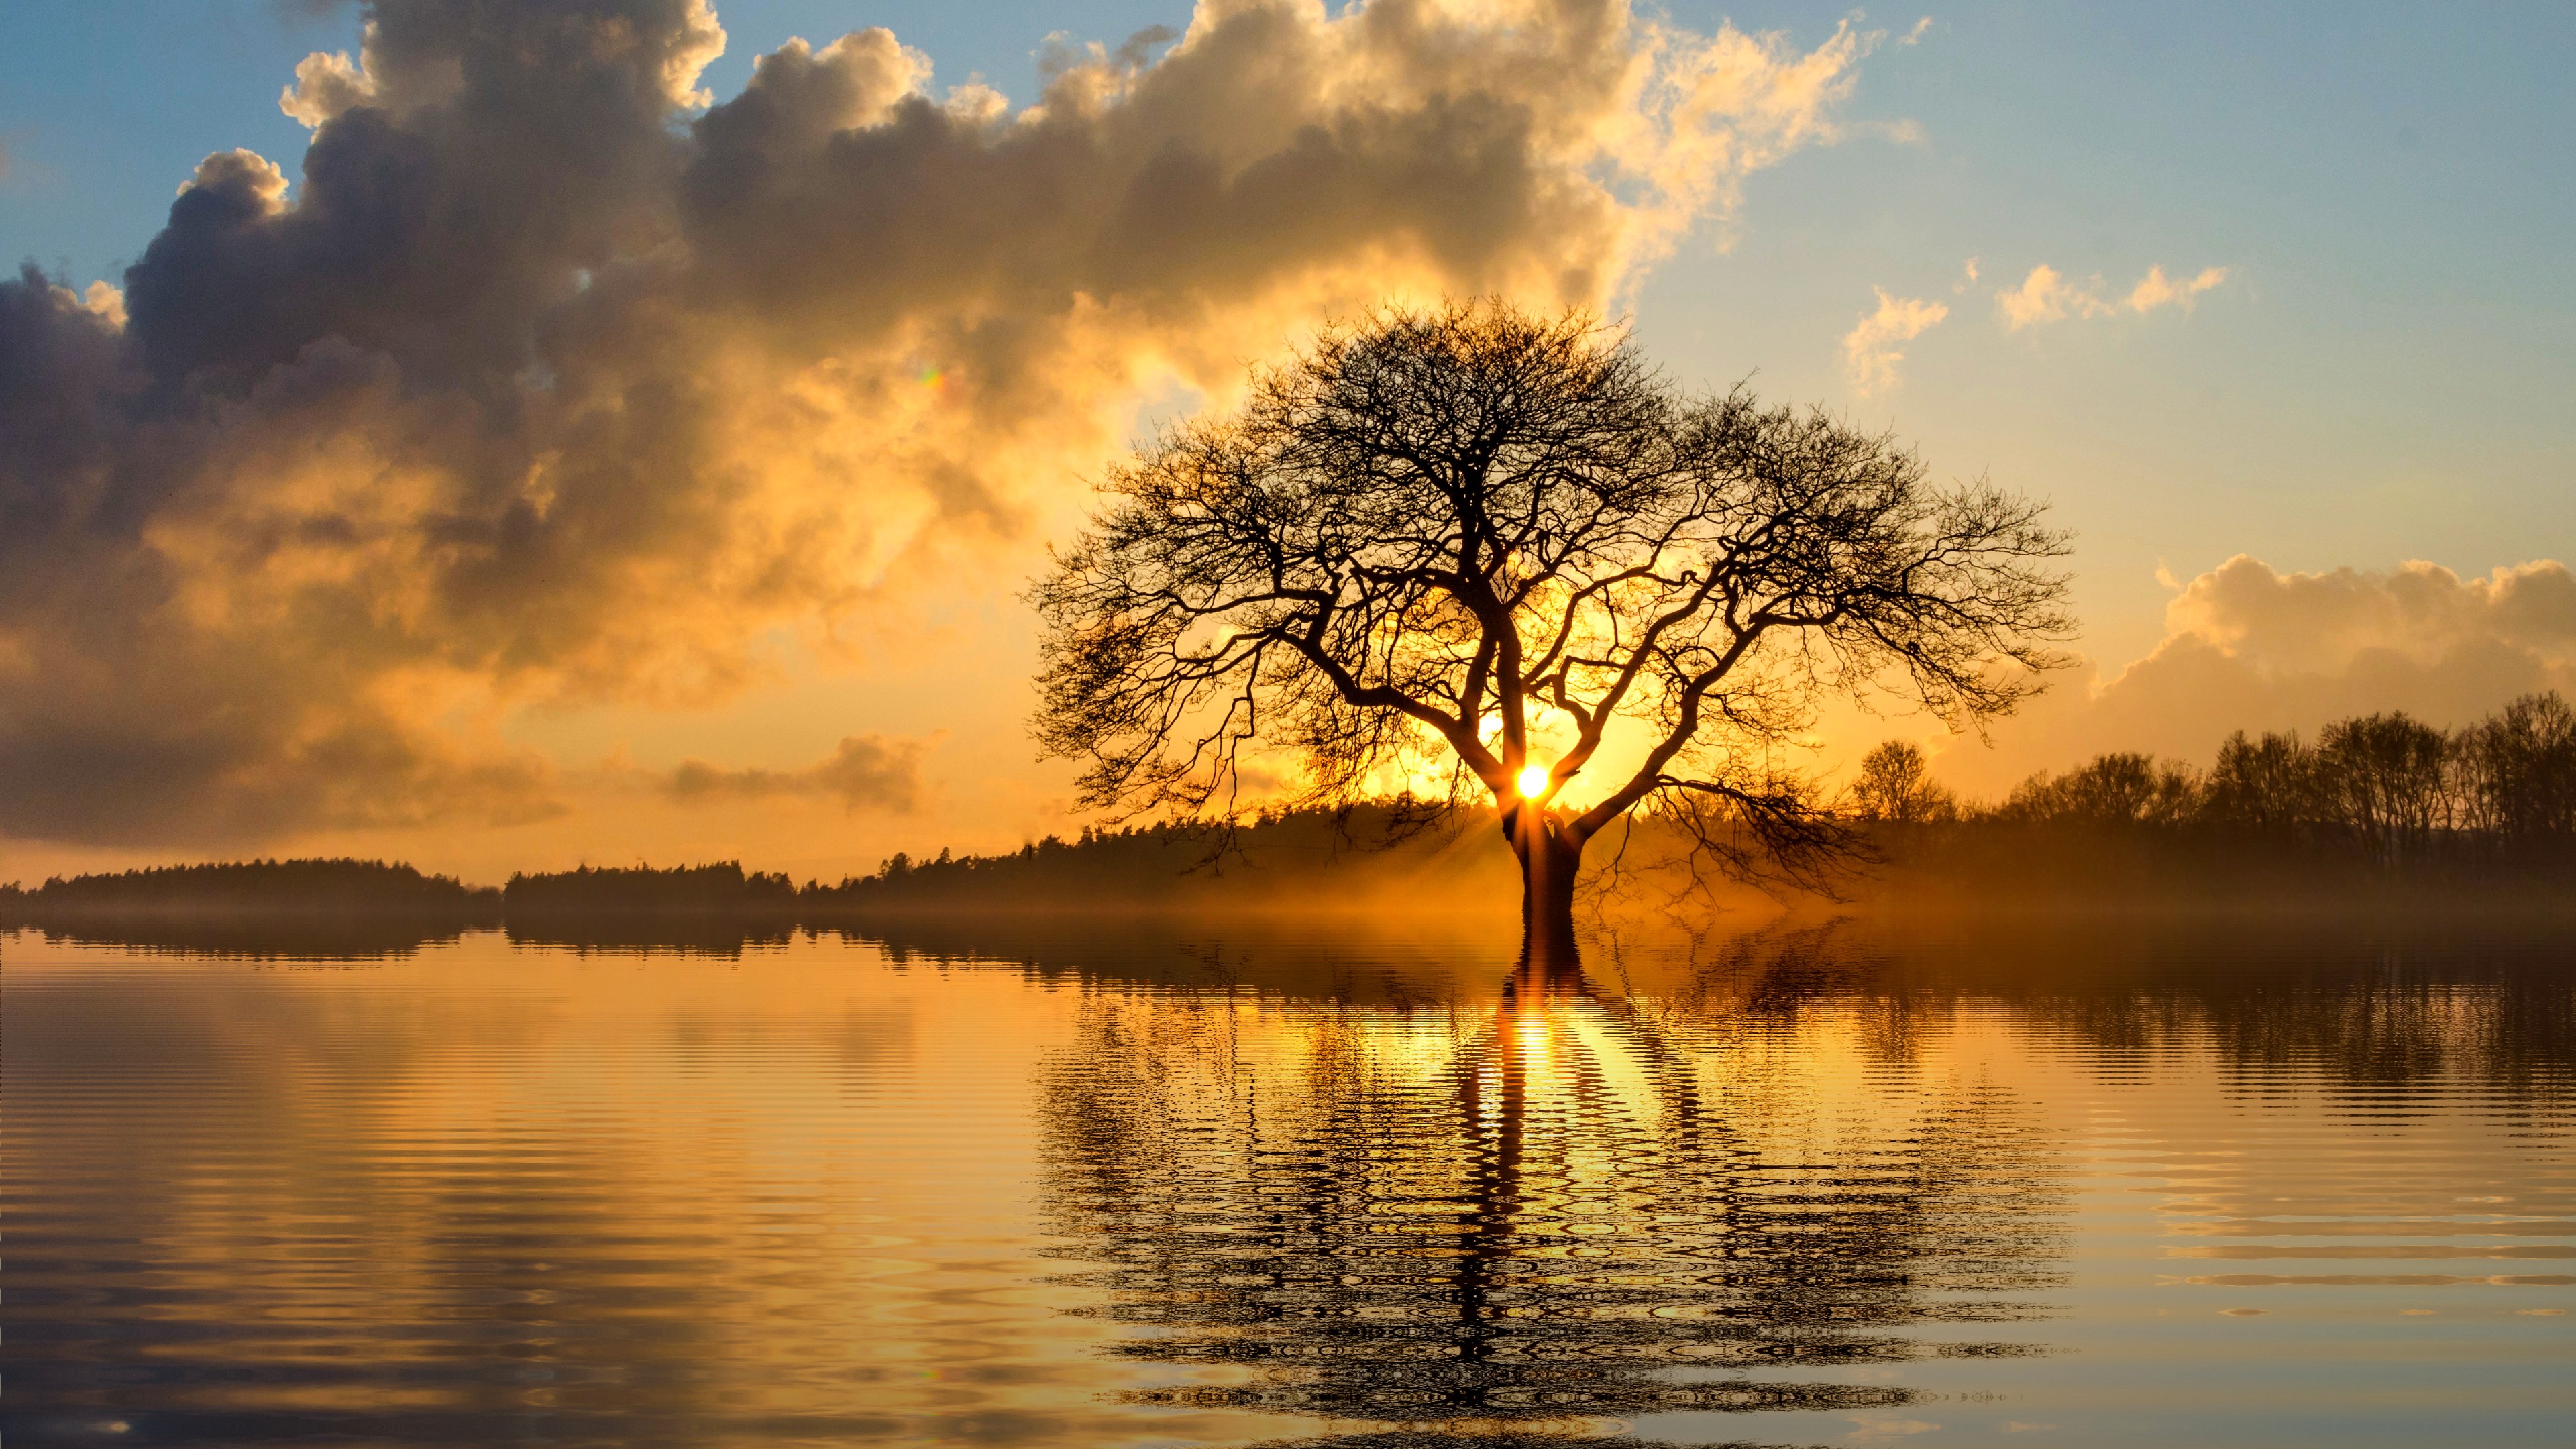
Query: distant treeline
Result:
<box><xmin>0</xmin><ymin>808</ymin><xmax>1503</xmax><ymax>927</ymax></box>
<box><xmin>846</xmin><ymin>698</ymin><xmax>2576</xmax><ymax>908</ymax></box>
<box><xmin>503</xmin><ymin>862</ymin><xmax>801</xmax><ymax>914</ymax></box>
<box><xmin>1855</xmin><ymin>692</ymin><xmax>2576</xmax><ymax>885</ymax></box>
<box><xmin>0</xmin><ymin>859</ymin><xmax>499</xmax><ymax>916</ymax></box>
<box><xmin>812</xmin><ymin>803</ymin><xmax>1505</xmax><ymax>912</ymax></box>
<box><xmin>0</xmin><ymin>858</ymin><xmax>808</xmax><ymax>923</ymax></box>
<box><xmin>8</xmin><ymin>696</ymin><xmax>2571</xmax><ymax>928</ymax></box>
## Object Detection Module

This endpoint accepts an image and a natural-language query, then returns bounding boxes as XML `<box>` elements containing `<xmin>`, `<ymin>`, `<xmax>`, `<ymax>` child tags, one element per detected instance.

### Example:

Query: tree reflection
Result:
<box><xmin>1038</xmin><ymin>955</ymin><xmax>2064</xmax><ymax>1429</ymax></box>
<box><xmin>1750</xmin><ymin>916</ymin><xmax>2576</xmax><ymax>1098</ymax></box>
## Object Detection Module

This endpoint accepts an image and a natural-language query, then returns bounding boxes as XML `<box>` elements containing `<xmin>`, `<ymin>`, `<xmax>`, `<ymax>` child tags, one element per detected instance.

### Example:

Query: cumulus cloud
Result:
<box><xmin>180</xmin><ymin>147</ymin><xmax>291</xmax><ymax>205</ymax></box>
<box><xmin>1933</xmin><ymin>556</ymin><xmax>2576</xmax><ymax>796</ymax></box>
<box><xmin>667</xmin><ymin>734</ymin><xmax>924</xmax><ymax>812</ymax></box>
<box><xmin>1840</xmin><ymin>286</ymin><xmax>1946</xmax><ymax>394</ymax></box>
<box><xmin>33</xmin><ymin>276</ymin><xmax>127</xmax><ymax>329</ymax></box>
<box><xmin>280</xmin><ymin>48</ymin><xmax>380</xmax><ymax>127</ymax></box>
<box><xmin>0</xmin><ymin>0</ymin><xmax>1882</xmax><ymax>850</ymax></box>
<box><xmin>1998</xmin><ymin>260</ymin><xmax>2229</xmax><ymax>330</ymax></box>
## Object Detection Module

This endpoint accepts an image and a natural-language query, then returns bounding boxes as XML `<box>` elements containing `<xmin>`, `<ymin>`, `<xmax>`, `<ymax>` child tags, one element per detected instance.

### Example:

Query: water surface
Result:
<box><xmin>5</xmin><ymin>917</ymin><xmax>2571</xmax><ymax>1446</ymax></box>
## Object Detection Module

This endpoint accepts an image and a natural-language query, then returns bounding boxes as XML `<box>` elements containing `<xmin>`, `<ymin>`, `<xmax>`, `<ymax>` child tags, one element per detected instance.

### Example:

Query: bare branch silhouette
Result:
<box><xmin>1032</xmin><ymin>299</ymin><xmax>2073</xmax><ymax>959</ymax></box>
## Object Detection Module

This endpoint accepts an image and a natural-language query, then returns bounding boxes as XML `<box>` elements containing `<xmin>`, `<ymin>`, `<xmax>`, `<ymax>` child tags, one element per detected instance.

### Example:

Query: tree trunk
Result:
<box><xmin>1511</xmin><ymin>815</ymin><xmax>1587</xmax><ymax>971</ymax></box>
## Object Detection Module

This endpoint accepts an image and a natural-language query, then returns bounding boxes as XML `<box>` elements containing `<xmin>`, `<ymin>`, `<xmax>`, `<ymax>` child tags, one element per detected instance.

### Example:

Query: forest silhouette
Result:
<box><xmin>0</xmin><ymin>858</ymin><xmax>496</xmax><ymax>914</ymax></box>
<box><xmin>5</xmin><ymin>691</ymin><xmax>2572</xmax><ymax>944</ymax></box>
<box><xmin>1860</xmin><ymin>691</ymin><xmax>2576</xmax><ymax>855</ymax></box>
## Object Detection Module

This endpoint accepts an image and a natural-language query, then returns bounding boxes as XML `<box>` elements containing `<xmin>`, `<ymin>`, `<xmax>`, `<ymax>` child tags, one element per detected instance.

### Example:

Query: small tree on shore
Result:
<box><xmin>1849</xmin><ymin>741</ymin><xmax>1963</xmax><ymax>825</ymax></box>
<box><xmin>1030</xmin><ymin>301</ymin><xmax>2071</xmax><ymax>963</ymax></box>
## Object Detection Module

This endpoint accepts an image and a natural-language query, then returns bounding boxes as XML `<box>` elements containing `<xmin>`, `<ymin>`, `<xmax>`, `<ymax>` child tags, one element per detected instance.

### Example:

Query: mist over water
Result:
<box><xmin>4</xmin><ymin>918</ymin><xmax>2571</xmax><ymax>1448</ymax></box>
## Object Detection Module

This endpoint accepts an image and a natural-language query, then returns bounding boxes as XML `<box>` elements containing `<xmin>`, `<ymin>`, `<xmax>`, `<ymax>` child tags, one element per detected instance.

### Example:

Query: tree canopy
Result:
<box><xmin>1032</xmin><ymin>300</ymin><xmax>2072</xmax><ymax>924</ymax></box>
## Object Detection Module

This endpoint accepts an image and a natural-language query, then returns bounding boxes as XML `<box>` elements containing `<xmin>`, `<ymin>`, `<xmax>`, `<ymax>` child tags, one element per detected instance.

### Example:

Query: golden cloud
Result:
<box><xmin>1930</xmin><ymin>555</ymin><xmax>2576</xmax><ymax>798</ymax></box>
<box><xmin>1998</xmin><ymin>260</ymin><xmax>2229</xmax><ymax>330</ymax></box>
<box><xmin>1841</xmin><ymin>286</ymin><xmax>1948</xmax><ymax>394</ymax></box>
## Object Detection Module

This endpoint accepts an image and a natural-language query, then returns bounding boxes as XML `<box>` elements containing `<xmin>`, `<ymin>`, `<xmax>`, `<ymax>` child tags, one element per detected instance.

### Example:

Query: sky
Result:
<box><xmin>1</xmin><ymin>0</ymin><xmax>2571</xmax><ymax>885</ymax></box>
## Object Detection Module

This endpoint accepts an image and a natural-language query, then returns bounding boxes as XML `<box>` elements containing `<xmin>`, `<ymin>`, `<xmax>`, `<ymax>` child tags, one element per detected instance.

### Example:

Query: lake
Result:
<box><xmin>4</xmin><ymin>915</ymin><xmax>2571</xmax><ymax>1447</ymax></box>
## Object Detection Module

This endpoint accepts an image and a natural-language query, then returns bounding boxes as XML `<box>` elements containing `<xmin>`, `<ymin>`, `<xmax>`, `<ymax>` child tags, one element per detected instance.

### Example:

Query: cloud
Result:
<box><xmin>74</xmin><ymin>281</ymin><xmax>125</xmax><ymax>328</ymax></box>
<box><xmin>280</xmin><ymin>48</ymin><xmax>379</xmax><ymax>127</ymax></box>
<box><xmin>180</xmin><ymin>146</ymin><xmax>289</xmax><ymax>203</ymax></box>
<box><xmin>1996</xmin><ymin>263</ymin><xmax>2112</xmax><ymax>329</ymax></box>
<box><xmin>1617</xmin><ymin>15</ymin><xmax>1883</xmax><ymax>257</ymax></box>
<box><xmin>667</xmin><ymin>734</ymin><xmax>924</xmax><ymax>812</ymax></box>
<box><xmin>2124</xmin><ymin>262</ymin><xmax>2228</xmax><ymax>315</ymax></box>
<box><xmin>1840</xmin><ymin>286</ymin><xmax>1947</xmax><ymax>394</ymax></box>
<box><xmin>32</xmin><ymin>276</ymin><xmax>126</xmax><ymax>329</ymax></box>
<box><xmin>0</xmin><ymin>0</ymin><xmax>1883</xmax><ymax>850</ymax></box>
<box><xmin>1997</xmin><ymin>261</ymin><xmax>2227</xmax><ymax>330</ymax></box>
<box><xmin>2158</xmin><ymin>553</ymin><xmax>2576</xmax><ymax>675</ymax></box>
<box><xmin>1932</xmin><ymin>555</ymin><xmax>2576</xmax><ymax>796</ymax></box>
<box><xmin>1900</xmin><ymin>17</ymin><xmax>1934</xmax><ymax>46</ymax></box>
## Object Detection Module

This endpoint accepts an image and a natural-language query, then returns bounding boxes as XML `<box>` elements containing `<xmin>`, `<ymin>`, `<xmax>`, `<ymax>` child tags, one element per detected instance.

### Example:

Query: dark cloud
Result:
<box><xmin>667</xmin><ymin>735</ymin><xmax>924</xmax><ymax>813</ymax></box>
<box><xmin>0</xmin><ymin>0</ymin><xmax>1869</xmax><ymax>848</ymax></box>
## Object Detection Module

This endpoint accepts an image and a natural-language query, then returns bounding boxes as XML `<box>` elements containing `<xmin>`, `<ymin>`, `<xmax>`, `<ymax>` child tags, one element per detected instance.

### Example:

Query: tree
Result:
<box><xmin>2202</xmin><ymin>729</ymin><xmax>2316</xmax><ymax>834</ymax></box>
<box><xmin>1030</xmin><ymin>301</ymin><xmax>2071</xmax><ymax>963</ymax></box>
<box><xmin>2000</xmin><ymin>753</ymin><xmax>2200</xmax><ymax>828</ymax></box>
<box><xmin>1849</xmin><ymin>741</ymin><xmax>1962</xmax><ymax>825</ymax></box>
<box><xmin>2314</xmin><ymin>712</ymin><xmax>2451</xmax><ymax>865</ymax></box>
<box><xmin>2452</xmin><ymin>692</ymin><xmax>2576</xmax><ymax>852</ymax></box>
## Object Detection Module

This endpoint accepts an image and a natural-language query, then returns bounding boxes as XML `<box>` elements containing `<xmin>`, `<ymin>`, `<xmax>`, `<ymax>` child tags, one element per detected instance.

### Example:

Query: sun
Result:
<box><xmin>1517</xmin><ymin>763</ymin><xmax>1551</xmax><ymax>798</ymax></box>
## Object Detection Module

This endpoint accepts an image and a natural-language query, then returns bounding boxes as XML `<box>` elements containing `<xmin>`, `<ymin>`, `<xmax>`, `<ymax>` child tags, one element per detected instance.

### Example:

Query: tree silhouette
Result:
<box><xmin>1032</xmin><ymin>301</ymin><xmax>2070</xmax><ymax>961</ymax></box>
<box><xmin>1848</xmin><ymin>739</ymin><xmax>1962</xmax><ymax>824</ymax></box>
<box><xmin>1998</xmin><ymin>751</ymin><xmax>2199</xmax><ymax>827</ymax></box>
<box><xmin>2314</xmin><ymin>713</ymin><xmax>2452</xmax><ymax>865</ymax></box>
<box><xmin>2455</xmin><ymin>693</ymin><xmax>2576</xmax><ymax>848</ymax></box>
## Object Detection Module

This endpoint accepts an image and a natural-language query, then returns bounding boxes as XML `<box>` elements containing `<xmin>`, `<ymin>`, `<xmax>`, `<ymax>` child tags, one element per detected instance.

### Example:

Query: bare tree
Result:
<box><xmin>2203</xmin><ymin>729</ymin><xmax>2318</xmax><ymax>835</ymax></box>
<box><xmin>2000</xmin><ymin>752</ymin><xmax>2201</xmax><ymax>828</ymax></box>
<box><xmin>2452</xmin><ymin>693</ymin><xmax>2576</xmax><ymax>851</ymax></box>
<box><xmin>1849</xmin><ymin>740</ymin><xmax>1962</xmax><ymax>825</ymax></box>
<box><xmin>2315</xmin><ymin>712</ymin><xmax>2451</xmax><ymax>866</ymax></box>
<box><xmin>1031</xmin><ymin>301</ymin><xmax>2071</xmax><ymax>962</ymax></box>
